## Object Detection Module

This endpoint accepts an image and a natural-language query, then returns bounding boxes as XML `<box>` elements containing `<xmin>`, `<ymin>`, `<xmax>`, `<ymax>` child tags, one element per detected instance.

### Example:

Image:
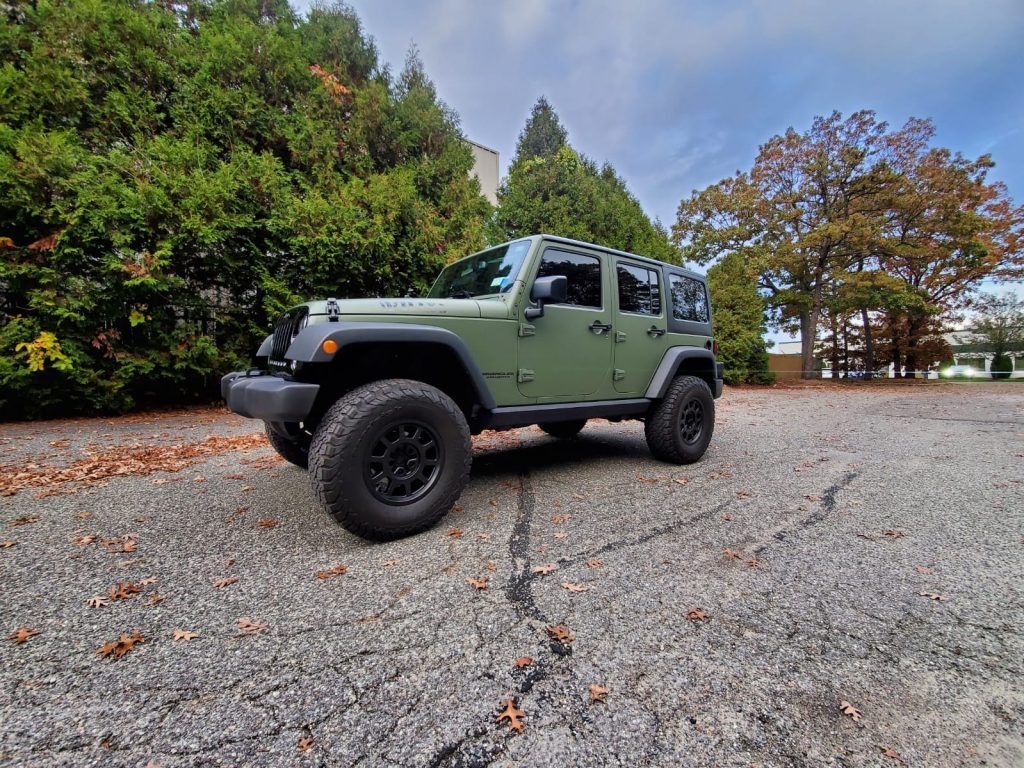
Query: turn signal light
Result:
<box><xmin>712</xmin><ymin>340</ymin><xmax>719</xmax><ymax>356</ymax></box>
<box><xmin>322</xmin><ymin>339</ymin><xmax>338</xmax><ymax>354</ymax></box>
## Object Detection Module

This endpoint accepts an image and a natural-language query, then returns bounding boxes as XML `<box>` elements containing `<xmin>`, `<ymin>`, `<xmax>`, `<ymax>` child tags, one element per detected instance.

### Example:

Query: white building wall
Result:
<box><xmin>466</xmin><ymin>140</ymin><xmax>499</xmax><ymax>206</ymax></box>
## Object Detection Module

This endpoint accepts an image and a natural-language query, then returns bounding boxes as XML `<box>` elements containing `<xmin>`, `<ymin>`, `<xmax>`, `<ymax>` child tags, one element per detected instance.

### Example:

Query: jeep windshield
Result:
<box><xmin>427</xmin><ymin>240</ymin><xmax>531</xmax><ymax>299</ymax></box>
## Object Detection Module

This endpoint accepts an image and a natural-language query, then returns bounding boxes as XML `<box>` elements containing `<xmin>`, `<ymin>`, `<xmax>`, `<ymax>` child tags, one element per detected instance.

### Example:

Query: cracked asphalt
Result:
<box><xmin>1</xmin><ymin>385</ymin><xmax>1022</xmax><ymax>767</ymax></box>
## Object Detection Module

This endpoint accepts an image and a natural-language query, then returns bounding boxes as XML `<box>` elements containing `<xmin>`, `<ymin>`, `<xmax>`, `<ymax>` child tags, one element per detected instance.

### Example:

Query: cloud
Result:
<box><xmin>297</xmin><ymin>0</ymin><xmax>1024</xmax><ymax>225</ymax></box>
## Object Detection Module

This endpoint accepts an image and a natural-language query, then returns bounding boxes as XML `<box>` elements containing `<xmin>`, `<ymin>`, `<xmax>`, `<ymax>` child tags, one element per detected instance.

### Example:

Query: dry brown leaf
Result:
<box><xmin>550</xmin><ymin>514</ymin><xmax>570</xmax><ymax>524</ymax></box>
<box><xmin>87</xmin><ymin>595</ymin><xmax>109</xmax><ymax>609</ymax></box>
<box><xmin>673</xmin><ymin>478</ymin><xmax>690</xmax><ymax>486</ymax></box>
<box><xmin>76</xmin><ymin>511</ymin><xmax>92</xmax><ymax>519</ymax></box>
<box><xmin>514</xmin><ymin>656</ymin><xmax>533</xmax><ymax>668</ymax></box>
<box><xmin>257</xmin><ymin>518</ymin><xmax>278</xmax><ymax>529</ymax></box>
<box><xmin>237</xmin><ymin>617</ymin><xmax>268</xmax><ymax>634</ymax></box>
<box><xmin>881</xmin><ymin>529</ymin><xmax>905</xmax><ymax>539</ymax></box>
<box><xmin>919</xmin><ymin>592</ymin><xmax>946</xmax><ymax>601</ymax></box>
<box><xmin>1</xmin><ymin>540</ymin><xmax>16</xmax><ymax>548</ymax></box>
<box><xmin>173</xmin><ymin>629</ymin><xmax>199</xmax><ymax>642</ymax></box>
<box><xmin>589</xmin><ymin>683</ymin><xmax>609</xmax><ymax>704</ymax></box>
<box><xmin>553</xmin><ymin>531</ymin><xmax>568</xmax><ymax>540</ymax></box>
<box><xmin>546</xmin><ymin>624</ymin><xmax>575</xmax><ymax>644</ymax></box>
<box><xmin>723</xmin><ymin>548</ymin><xmax>742</xmax><ymax>560</ymax></box>
<box><xmin>736</xmin><ymin>490</ymin><xmax>752</xmax><ymax>498</ymax></box>
<box><xmin>572</xmin><ymin>493</ymin><xmax>585</xmax><ymax>500</ymax></box>
<box><xmin>447</xmin><ymin>527</ymin><xmax>463</xmax><ymax>539</ymax></box>
<box><xmin>585</xmin><ymin>559</ymin><xmax>603</xmax><ymax>568</ymax></box>
<box><xmin>721</xmin><ymin>514</ymin><xmax>733</xmax><ymax>521</ymax></box>
<box><xmin>805</xmin><ymin>494</ymin><xmax>820</xmax><ymax>502</ymax></box>
<box><xmin>914</xmin><ymin>565</ymin><xmax>934</xmax><ymax>575</ymax></box>
<box><xmin>8</xmin><ymin>516</ymin><xmax>40</xmax><ymax>527</ymax></box>
<box><xmin>97</xmin><ymin>630</ymin><xmax>145</xmax><ymax>659</ymax></box>
<box><xmin>561</xmin><ymin>582</ymin><xmax>589</xmax><ymax>593</ymax></box>
<box><xmin>687</xmin><ymin>608</ymin><xmax>709</xmax><ymax>622</ymax></box>
<box><xmin>315</xmin><ymin>564</ymin><xmax>347</xmax><ymax>580</ymax></box>
<box><xmin>297</xmin><ymin>735</ymin><xmax>314</xmax><ymax>753</ymax></box>
<box><xmin>839</xmin><ymin>700</ymin><xmax>862</xmax><ymax>722</ymax></box>
<box><xmin>222</xmin><ymin>473</ymin><xmax>244</xmax><ymax>480</ymax></box>
<box><xmin>880</xmin><ymin>746</ymin><xmax>906</xmax><ymax>763</ymax></box>
<box><xmin>495</xmin><ymin>699</ymin><xmax>527</xmax><ymax>733</ymax></box>
<box><xmin>531</xmin><ymin>563</ymin><xmax>557</xmax><ymax>575</ymax></box>
<box><xmin>140</xmin><ymin>576</ymin><xmax>158</xmax><ymax>586</ymax></box>
<box><xmin>466</xmin><ymin>576</ymin><xmax>489</xmax><ymax>590</ymax></box>
<box><xmin>145</xmin><ymin>594</ymin><xmax>164</xmax><ymax>606</ymax></box>
<box><xmin>746</xmin><ymin>558</ymin><xmax>761</xmax><ymax>569</ymax></box>
<box><xmin>382</xmin><ymin>559</ymin><xmax>400</xmax><ymax>567</ymax></box>
<box><xmin>477</xmin><ymin>532</ymin><xmax>492</xmax><ymax>541</ymax></box>
<box><xmin>485</xmin><ymin>560</ymin><xmax>497</xmax><ymax>572</ymax></box>
<box><xmin>72</xmin><ymin>535</ymin><xmax>97</xmax><ymax>546</ymax></box>
<box><xmin>108</xmin><ymin>581</ymin><xmax>141</xmax><ymax>601</ymax></box>
<box><xmin>213</xmin><ymin>577</ymin><xmax>238</xmax><ymax>589</ymax></box>
<box><xmin>7</xmin><ymin>627</ymin><xmax>40</xmax><ymax>644</ymax></box>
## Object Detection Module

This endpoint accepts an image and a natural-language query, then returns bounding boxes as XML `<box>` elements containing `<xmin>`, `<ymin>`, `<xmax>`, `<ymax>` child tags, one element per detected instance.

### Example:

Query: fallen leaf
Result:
<box><xmin>108</xmin><ymin>581</ymin><xmax>141</xmax><ymax>601</ymax></box>
<box><xmin>140</xmin><ymin>576</ymin><xmax>158</xmax><ymax>586</ymax></box>
<box><xmin>585</xmin><ymin>559</ymin><xmax>603</xmax><ymax>568</ymax></box>
<box><xmin>76</xmin><ymin>511</ymin><xmax>92</xmax><ymax>519</ymax></box>
<box><xmin>546</xmin><ymin>624</ymin><xmax>575</xmax><ymax>644</ymax></box>
<box><xmin>87</xmin><ymin>596</ymin><xmax>109</xmax><ymax>609</ymax></box>
<box><xmin>514</xmin><ymin>656</ymin><xmax>533</xmax><ymax>668</ymax></box>
<box><xmin>736</xmin><ymin>490</ymin><xmax>752</xmax><ymax>498</ymax></box>
<box><xmin>9</xmin><ymin>516</ymin><xmax>40</xmax><ymax>527</ymax></box>
<box><xmin>746</xmin><ymin>558</ymin><xmax>761</xmax><ymax>569</ymax></box>
<box><xmin>173</xmin><ymin>629</ymin><xmax>198</xmax><ymax>641</ymax></box>
<box><xmin>222</xmin><ymin>473</ymin><xmax>244</xmax><ymax>480</ymax></box>
<box><xmin>561</xmin><ymin>582</ymin><xmax>589</xmax><ymax>593</ymax></box>
<box><xmin>382</xmin><ymin>559</ymin><xmax>401</xmax><ymax>567</ymax></box>
<box><xmin>486</xmin><ymin>560</ymin><xmax>497</xmax><ymax>572</ymax></box>
<box><xmin>881</xmin><ymin>529</ymin><xmax>905</xmax><ymax>539</ymax></box>
<box><xmin>257</xmin><ymin>518</ymin><xmax>278</xmax><ymax>529</ymax></box>
<box><xmin>144</xmin><ymin>594</ymin><xmax>164</xmax><ymax>606</ymax></box>
<box><xmin>553</xmin><ymin>531</ymin><xmax>568</xmax><ymax>540</ymax></box>
<box><xmin>315</xmin><ymin>564</ymin><xmax>347</xmax><ymax>580</ymax></box>
<box><xmin>805</xmin><ymin>495</ymin><xmax>820</xmax><ymax>502</ymax></box>
<box><xmin>687</xmin><ymin>608</ymin><xmax>709</xmax><ymax>622</ymax></box>
<box><xmin>723</xmin><ymin>548</ymin><xmax>742</xmax><ymax>560</ymax></box>
<box><xmin>447</xmin><ymin>527</ymin><xmax>463</xmax><ymax>539</ymax></box>
<box><xmin>839</xmin><ymin>700</ymin><xmax>862</xmax><ymax>722</ymax></box>
<box><xmin>495</xmin><ymin>699</ymin><xmax>527</xmax><ymax>733</ymax></box>
<box><xmin>531</xmin><ymin>563</ymin><xmax>557</xmax><ymax>575</ymax></box>
<box><xmin>550</xmin><ymin>514</ymin><xmax>570</xmax><ymax>524</ymax></box>
<box><xmin>919</xmin><ymin>592</ymin><xmax>946</xmax><ymax>601</ymax></box>
<box><xmin>7</xmin><ymin>627</ymin><xmax>40</xmax><ymax>644</ymax></box>
<box><xmin>72</xmin><ymin>535</ymin><xmax>97</xmax><ymax>546</ymax></box>
<box><xmin>721</xmin><ymin>514</ymin><xmax>733</xmax><ymax>521</ymax></box>
<box><xmin>297</xmin><ymin>735</ymin><xmax>314</xmax><ymax>753</ymax></box>
<box><xmin>213</xmin><ymin>577</ymin><xmax>238</xmax><ymax>589</ymax></box>
<box><xmin>589</xmin><ymin>683</ymin><xmax>609</xmax><ymax>704</ymax></box>
<box><xmin>673</xmin><ymin>478</ymin><xmax>690</xmax><ymax>486</ymax></box>
<box><xmin>477</xmin><ymin>532</ymin><xmax>492</xmax><ymax>541</ymax></box>
<box><xmin>880</xmin><ymin>746</ymin><xmax>906</xmax><ymax>763</ymax></box>
<box><xmin>914</xmin><ymin>565</ymin><xmax>934</xmax><ymax>575</ymax></box>
<box><xmin>467</xmin><ymin>576</ymin><xmax>489</xmax><ymax>590</ymax></box>
<box><xmin>1</xmin><ymin>540</ymin><xmax>16</xmax><ymax>548</ymax></box>
<box><xmin>237</xmin><ymin>617</ymin><xmax>268</xmax><ymax>634</ymax></box>
<box><xmin>97</xmin><ymin>630</ymin><xmax>145</xmax><ymax>659</ymax></box>
<box><xmin>572</xmin><ymin>493</ymin><xmax>585</xmax><ymax>500</ymax></box>
<box><xmin>224</xmin><ymin>558</ymin><xmax>235</xmax><ymax>568</ymax></box>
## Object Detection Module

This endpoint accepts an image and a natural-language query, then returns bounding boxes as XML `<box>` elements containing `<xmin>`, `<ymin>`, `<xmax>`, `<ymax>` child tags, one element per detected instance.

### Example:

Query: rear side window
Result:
<box><xmin>617</xmin><ymin>262</ymin><xmax>662</xmax><ymax>315</ymax></box>
<box><xmin>669</xmin><ymin>274</ymin><xmax>709</xmax><ymax>323</ymax></box>
<box><xmin>536</xmin><ymin>249</ymin><xmax>602</xmax><ymax>308</ymax></box>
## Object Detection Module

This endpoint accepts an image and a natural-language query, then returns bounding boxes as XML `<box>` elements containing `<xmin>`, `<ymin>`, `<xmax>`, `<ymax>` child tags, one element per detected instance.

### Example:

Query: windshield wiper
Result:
<box><xmin>448</xmin><ymin>290</ymin><xmax>474</xmax><ymax>299</ymax></box>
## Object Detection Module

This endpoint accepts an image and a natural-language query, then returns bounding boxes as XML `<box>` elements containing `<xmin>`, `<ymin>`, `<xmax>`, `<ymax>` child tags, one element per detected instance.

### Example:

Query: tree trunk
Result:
<box><xmin>861</xmin><ymin>307</ymin><xmax>874</xmax><ymax>379</ymax></box>
<box><xmin>800</xmin><ymin>311</ymin><xmax>819</xmax><ymax>379</ymax></box>
<box><xmin>842</xmin><ymin>319</ymin><xmax>850</xmax><ymax>375</ymax></box>
<box><xmin>830</xmin><ymin>314</ymin><xmax>840</xmax><ymax>379</ymax></box>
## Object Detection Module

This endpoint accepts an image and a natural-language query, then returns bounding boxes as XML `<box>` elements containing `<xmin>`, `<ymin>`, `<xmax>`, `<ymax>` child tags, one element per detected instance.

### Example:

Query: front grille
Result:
<box><xmin>268</xmin><ymin>308</ymin><xmax>307</xmax><ymax>367</ymax></box>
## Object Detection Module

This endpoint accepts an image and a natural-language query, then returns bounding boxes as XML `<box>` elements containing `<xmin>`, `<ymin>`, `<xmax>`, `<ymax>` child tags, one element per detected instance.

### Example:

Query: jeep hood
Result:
<box><xmin>301</xmin><ymin>297</ymin><xmax>509</xmax><ymax>319</ymax></box>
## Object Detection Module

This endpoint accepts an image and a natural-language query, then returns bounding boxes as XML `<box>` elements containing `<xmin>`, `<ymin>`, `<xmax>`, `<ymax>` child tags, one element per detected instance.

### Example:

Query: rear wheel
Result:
<box><xmin>539</xmin><ymin>419</ymin><xmax>587</xmax><ymax>439</ymax></box>
<box><xmin>644</xmin><ymin>375</ymin><xmax>715</xmax><ymax>464</ymax></box>
<box><xmin>263</xmin><ymin>422</ymin><xmax>310</xmax><ymax>468</ymax></box>
<box><xmin>308</xmin><ymin>379</ymin><xmax>472</xmax><ymax>540</ymax></box>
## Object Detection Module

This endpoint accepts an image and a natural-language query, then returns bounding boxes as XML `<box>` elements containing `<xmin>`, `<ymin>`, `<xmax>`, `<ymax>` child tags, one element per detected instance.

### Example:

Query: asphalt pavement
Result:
<box><xmin>1</xmin><ymin>385</ymin><xmax>1022</xmax><ymax>767</ymax></box>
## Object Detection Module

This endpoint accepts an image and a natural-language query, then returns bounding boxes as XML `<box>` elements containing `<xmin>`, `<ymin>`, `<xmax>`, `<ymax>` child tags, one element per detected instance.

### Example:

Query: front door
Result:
<box><xmin>517</xmin><ymin>246</ymin><xmax>613</xmax><ymax>399</ymax></box>
<box><xmin>612</xmin><ymin>259</ymin><xmax>668</xmax><ymax>394</ymax></box>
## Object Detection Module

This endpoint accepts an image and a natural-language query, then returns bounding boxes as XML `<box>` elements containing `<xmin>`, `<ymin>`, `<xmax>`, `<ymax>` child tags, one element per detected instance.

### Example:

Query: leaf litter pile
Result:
<box><xmin>0</xmin><ymin>433</ymin><xmax>269</xmax><ymax>497</ymax></box>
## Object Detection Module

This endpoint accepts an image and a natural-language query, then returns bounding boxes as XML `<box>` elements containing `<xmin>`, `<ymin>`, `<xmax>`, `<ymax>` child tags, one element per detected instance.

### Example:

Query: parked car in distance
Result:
<box><xmin>942</xmin><ymin>365</ymin><xmax>977</xmax><ymax>378</ymax></box>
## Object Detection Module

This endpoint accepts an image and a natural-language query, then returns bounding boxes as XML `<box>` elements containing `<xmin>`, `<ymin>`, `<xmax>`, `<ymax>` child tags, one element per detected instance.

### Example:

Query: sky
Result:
<box><xmin>291</xmin><ymin>0</ymin><xmax>1024</xmax><ymax>230</ymax></box>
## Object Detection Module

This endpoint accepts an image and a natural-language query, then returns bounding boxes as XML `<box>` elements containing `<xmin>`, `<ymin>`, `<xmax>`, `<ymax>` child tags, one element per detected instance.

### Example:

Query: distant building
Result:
<box><xmin>466</xmin><ymin>139</ymin><xmax>499</xmax><ymax>205</ymax></box>
<box><xmin>944</xmin><ymin>329</ymin><xmax>1024</xmax><ymax>378</ymax></box>
<box><xmin>767</xmin><ymin>340</ymin><xmax>808</xmax><ymax>380</ymax></box>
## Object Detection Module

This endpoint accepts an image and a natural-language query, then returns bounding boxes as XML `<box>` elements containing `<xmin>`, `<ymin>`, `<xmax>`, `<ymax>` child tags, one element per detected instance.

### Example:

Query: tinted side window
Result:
<box><xmin>617</xmin><ymin>263</ymin><xmax>662</xmax><ymax>315</ymax></box>
<box><xmin>536</xmin><ymin>249</ymin><xmax>601</xmax><ymax>308</ymax></box>
<box><xmin>669</xmin><ymin>275</ymin><xmax>709</xmax><ymax>322</ymax></box>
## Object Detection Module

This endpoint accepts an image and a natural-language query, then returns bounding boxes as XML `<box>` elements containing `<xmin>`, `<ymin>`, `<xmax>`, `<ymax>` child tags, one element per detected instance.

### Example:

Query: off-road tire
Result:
<box><xmin>645</xmin><ymin>375</ymin><xmax>715</xmax><ymax>464</ymax></box>
<box><xmin>540</xmin><ymin>419</ymin><xmax>587</xmax><ymax>439</ymax></box>
<box><xmin>264</xmin><ymin>422</ymin><xmax>310</xmax><ymax>469</ymax></box>
<box><xmin>308</xmin><ymin>379</ymin><xmax>472</xmax><ymax>541</ymax></box>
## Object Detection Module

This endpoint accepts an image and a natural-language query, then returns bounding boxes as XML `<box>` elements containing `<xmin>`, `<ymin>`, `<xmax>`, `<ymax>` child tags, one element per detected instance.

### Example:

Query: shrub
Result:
<box><xmin>990</xmin><ymin>355</ymin><xmax>1013</xmax><ymax>379</ymax></box>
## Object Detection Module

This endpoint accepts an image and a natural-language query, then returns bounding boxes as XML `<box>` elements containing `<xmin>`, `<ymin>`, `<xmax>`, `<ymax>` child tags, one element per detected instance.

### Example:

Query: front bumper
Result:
<box><xmin>221</xmin><ymin>371</ymin><xmax>319</xmax><ymax>422</ymax></box>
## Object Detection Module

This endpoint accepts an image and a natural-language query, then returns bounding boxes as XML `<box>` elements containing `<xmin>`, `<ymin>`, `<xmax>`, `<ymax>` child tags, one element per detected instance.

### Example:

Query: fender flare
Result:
<box><xmin>285</xmin><ymin>322</ymin><xmax>496</xmax><ymax>410</ymax></box>
<box><xmin>645</xmin><ymin>347</ymin><xmax>718</xmax><ymax>399</ymax></box>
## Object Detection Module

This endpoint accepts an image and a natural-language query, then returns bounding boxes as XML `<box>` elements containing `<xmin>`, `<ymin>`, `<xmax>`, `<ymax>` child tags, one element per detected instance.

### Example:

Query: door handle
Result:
<box><xmin>647</xmin><ymin>326</ymin><xmax>666</xmax><ymax>337</ymax></box>
<box><xmin>590</xmin><ymin>320</ymin><xmax>613</xmax><ymax>335</ymax></box>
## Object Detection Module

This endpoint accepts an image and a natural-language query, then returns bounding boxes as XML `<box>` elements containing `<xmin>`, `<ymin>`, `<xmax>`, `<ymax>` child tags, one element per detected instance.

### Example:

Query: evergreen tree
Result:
<box><xmin>512</xmin><ymin>96</ymin><xmax>568</xmax><ymax>165</ymax></box>
<box><xmin>706</xmin><ymin>253</ymin><xmax>774</xmax><ymax>385</ymax></box>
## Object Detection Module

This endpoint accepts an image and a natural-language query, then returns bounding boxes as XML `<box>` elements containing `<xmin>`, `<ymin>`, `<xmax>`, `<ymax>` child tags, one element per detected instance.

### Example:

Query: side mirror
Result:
<box><xmin>525</xmin><ymin>275</ymin><xmax>568</xmax><ymax>320</ymax></box>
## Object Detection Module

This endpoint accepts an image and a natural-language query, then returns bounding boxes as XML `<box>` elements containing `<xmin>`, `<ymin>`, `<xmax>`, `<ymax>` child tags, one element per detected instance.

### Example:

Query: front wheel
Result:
<box><xmin>644</xmin><ymin>375</ymin><xmax>715</xmax><ymax>464</ymax></box>
<box><xmin>308</xmin><ymin>379</ymin><xmax>472</xmax><ymax>540</ymax></box>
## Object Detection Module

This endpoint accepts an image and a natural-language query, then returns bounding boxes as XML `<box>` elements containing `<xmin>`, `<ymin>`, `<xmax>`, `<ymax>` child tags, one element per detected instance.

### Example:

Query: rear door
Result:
<box><xmin>612</xmin><ymin>260</ymin><xmax>668</xmax><ymax>393</ymax></box>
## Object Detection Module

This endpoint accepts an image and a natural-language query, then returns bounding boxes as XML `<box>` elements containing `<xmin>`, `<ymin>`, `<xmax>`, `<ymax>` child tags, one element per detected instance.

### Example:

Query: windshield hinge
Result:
<box><xmin>518</xmin><ymin>323</ymin><xmax>535</xmax><ymax>337</ymax></box>
<box><xmin>517</xmin><ymin>368</ymin><xmax>535</xmax><ymax>383</ymax></box>
<box><xmin>326</xmin><ymin>298</ymin><xmax>340</xmax><ymax>322</ymax></box>
<box><xmin>613</xmin><ymin>368</ymin><xmax>626</xmax><ymax>381</ymax></box>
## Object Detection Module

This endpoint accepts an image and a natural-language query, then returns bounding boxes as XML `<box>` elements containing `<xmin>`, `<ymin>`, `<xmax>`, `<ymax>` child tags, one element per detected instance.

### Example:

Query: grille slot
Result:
<box><xmin>268</xmin><ymin>309</ymin><xmax>307</xmax><ymax>367</ymax></box>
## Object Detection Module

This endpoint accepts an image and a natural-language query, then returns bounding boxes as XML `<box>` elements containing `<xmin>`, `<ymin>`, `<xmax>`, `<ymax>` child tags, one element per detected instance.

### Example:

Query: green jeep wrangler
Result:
<box><xmin>222</xmin><ymin>235</ymin><xmax>723</xmax><ymax>540</ymax></box>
